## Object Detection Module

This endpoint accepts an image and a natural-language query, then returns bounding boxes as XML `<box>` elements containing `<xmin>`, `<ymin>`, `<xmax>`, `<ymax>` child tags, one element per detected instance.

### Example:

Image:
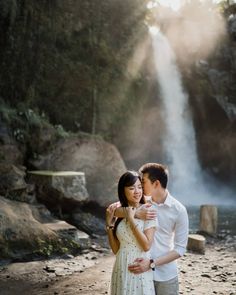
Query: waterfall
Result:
<box><xmin>151</xmin><ymin>29</ymin><xmax>211</xmax><ymax>205</ymax></box>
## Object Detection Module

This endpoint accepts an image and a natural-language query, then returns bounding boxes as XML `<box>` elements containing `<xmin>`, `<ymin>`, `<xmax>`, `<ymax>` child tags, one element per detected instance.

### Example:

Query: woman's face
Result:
<box><xmin>124</xmin><ymin>178</ymin><xmax>143</xmax><ymax>206</ymax></box>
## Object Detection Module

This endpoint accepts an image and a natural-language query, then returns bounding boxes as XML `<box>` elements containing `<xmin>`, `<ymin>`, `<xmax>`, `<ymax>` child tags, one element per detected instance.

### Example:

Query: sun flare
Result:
<box><xmin>158</xmin><ymin>0</ymin><xmax>182</xmax><ymax>11</ymax></box>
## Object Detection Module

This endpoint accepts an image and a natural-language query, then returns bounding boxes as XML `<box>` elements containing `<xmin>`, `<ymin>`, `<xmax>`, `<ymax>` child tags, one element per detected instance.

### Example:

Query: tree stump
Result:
<box><xmin>187</xmin><ymin>234</ymin><xmax>206</xmax><ymax>254</ymax></box>
<box><xmin>200</xmin><ymin>205</ymin><xmax>218</xmax><ymax>235</ymax></box>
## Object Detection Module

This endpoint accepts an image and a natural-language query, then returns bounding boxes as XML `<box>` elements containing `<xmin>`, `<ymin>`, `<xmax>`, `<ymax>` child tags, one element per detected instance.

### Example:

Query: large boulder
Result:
<box><xmin>27</xmin><ymin>171</ymin><xmax>89</xmax><ymax>213</ymax></box>
<box><xmin>30</xmin><ymin>137</ymin><xmax>126</xmax><ymax>207</ymax></box>
<box><xmin>0</xmin><ymin>197</ymin><xmax>89</xmax><ymax>259</ymax></box>
<box><xmin>0</xmin><ymin>197</ymin><xmax>57</xmax><ymax>259</ymax></box>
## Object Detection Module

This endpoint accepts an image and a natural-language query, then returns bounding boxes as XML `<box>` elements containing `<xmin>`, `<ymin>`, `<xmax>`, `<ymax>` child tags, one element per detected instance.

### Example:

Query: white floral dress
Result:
<box><xmin>110</xmin><ymin>217</ymin><xmax>156</xmax><ymax>295</ymax></box>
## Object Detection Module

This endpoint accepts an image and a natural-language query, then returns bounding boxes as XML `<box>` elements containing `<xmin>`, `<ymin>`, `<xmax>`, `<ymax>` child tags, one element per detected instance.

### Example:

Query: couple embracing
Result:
<box><xmin>106</xmin><ymin>163</ymin><xmax>189</xmax><ymax>295</ymax></box>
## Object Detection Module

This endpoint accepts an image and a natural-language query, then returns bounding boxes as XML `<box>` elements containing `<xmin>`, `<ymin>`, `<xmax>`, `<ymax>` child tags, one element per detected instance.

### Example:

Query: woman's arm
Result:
<box><xmin>107</xmin><ymin>202</ymin><xmax>156</xmax><ymax>220</ymax></box>
<box><xmin>126</xmin><ymin>208</ymin><xmax>156</xmax><ymax>252</ymax></box>
<box><xmin>106</xmin><ymin>227</ymin><xmax>120</xmax><ymax>254</ymax></box>
<box><xmin>106</xmin><ymin>206</ymin><xmax>120</xmax><ymax>254</ymax></box>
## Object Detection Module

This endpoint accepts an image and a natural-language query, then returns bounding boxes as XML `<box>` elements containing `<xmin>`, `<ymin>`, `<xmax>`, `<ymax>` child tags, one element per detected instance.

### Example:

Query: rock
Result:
<box><xmin>0</xmin><ymin>196</ymin><xmax>57</xmax><ymax>259</ymax></box>
<box><xmin>0</xmin><ymin>164</ymin><xmax>29</xmax><ymax>201</ymax></box>
<box><xmin>0</xmin><ymin>143</ymin><xmax>23</xmax><ymax>165</ymax></box>
<box><xmin>71</xmin><ymin>211</ymin><xmax>106</xmax><ymax>236</ymax></box>
<box><xmin>28</xmin><ymin>124</ymin><xmax>57</xmax><ymax>155</ymax></box>
<box><xmin>187</xmin><ymin>234</ymin><xmax>206</xmax><ymax>254</ymax></box>
<box><xmin>30</xmin><ymin>204</ymin><xmax>55</xmax><ymax>223</ymax></box>
<box><xmin>215</xmin><ymin>95</ymin><xmax>236</xmax><ymax>121</ymax></box>
<box><xmin>176</xmin><ymin>13</ymin><xmax>236</xmax><ymax>187</ymax></box>
<box><xmin>201</xmin><ymin>274</ymin><xmax>211</xmax><ymax>279</ymax></box>
<box><xmin>200</xmin><ymin>205</ymin><xmax>218</xmax><ymax>235</ymax></box>
<box><xmin>29</xmin><ymin>136</ymin><xmax>126</xmax><ymax>207</ymax></box>
<box><xmin>28</xmin><ymin>171</ymin><xmax>89</xmax><ymax>213</ymax></box>
<box><xmin>44</xmin><ymin>220</ymin><xmax>90</xmax><ymax>248</ymax></box>
<box><xmin>229</xmin><ymin>14</ymin><xmax>236</xmax><ymax>40</ymax></box>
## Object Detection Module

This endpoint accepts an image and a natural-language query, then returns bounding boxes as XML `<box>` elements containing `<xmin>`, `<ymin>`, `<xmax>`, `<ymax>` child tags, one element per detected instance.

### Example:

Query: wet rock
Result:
<box><xmin>43</xmin><ymin>266</ymin><xmax>56</xmax><ymax>273</ymax></box>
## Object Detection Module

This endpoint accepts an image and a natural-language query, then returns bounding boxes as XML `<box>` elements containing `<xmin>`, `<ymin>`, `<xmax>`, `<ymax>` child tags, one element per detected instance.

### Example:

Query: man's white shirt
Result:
<box><xmin>148</xmin><ymin>191</ymin><xmax>189</xmax><ymax>281</ymax></box>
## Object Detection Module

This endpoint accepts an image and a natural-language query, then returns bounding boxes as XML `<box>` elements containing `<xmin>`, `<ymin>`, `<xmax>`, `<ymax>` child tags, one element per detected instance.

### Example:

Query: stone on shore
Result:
<box><xmin>187</xmin><ymin>234</ymin><xmax>206</xmax><ymax>254</ymax></box>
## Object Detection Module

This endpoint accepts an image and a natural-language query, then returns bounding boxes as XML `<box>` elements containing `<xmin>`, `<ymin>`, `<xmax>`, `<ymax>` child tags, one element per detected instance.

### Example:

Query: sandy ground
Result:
<box><xmin>0</xmin><ymin>242</ymin><xmax>235</xmax><ymax>295</ymax></box>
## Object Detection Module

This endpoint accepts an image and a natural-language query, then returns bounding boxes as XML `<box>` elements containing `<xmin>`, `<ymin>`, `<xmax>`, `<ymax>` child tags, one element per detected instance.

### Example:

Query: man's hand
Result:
<box><xmin>135</xmin><ymin>204</ymin><xmax>157</xmax><ymax>220</ymax></box>
<box><xmin>128</xmin><ymin>258</ymin><xmax>150</xmax><ymax>274</ymax></box>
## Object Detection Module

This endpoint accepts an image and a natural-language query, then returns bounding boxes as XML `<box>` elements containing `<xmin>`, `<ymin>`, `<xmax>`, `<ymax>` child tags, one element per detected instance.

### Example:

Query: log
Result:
<box><xmin>187</xmin><ymin>234</ymin><xmax>206</xmax><ymax>254</ymax></box>
<box><xmin>200</xmin><ymin>205</ymin><xmax>218</xmax><ymax>235</ymax></box>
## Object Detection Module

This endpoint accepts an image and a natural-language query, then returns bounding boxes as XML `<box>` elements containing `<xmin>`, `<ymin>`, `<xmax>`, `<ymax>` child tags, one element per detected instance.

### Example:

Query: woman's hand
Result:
<box><xmin>107</xmin><ymin>201</ymin><xmax>121</xmax><ymax>211</ymax></box>
<box><xmin>125</xmin><ymin>207</ymin><xmax>136</xmax><ymax>221</ymax></box>
<box><xmin>106</xmin><ymin>205</ymin><xmax>117</xmax><ymax>226</ymax></box>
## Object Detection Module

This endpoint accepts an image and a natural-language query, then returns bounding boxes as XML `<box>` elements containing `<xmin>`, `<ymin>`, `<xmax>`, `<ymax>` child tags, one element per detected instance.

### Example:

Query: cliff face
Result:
<box><xmin>182</xmin><ymin>16</ymin><xmax>236</xmax><ymax>186</ymax></box>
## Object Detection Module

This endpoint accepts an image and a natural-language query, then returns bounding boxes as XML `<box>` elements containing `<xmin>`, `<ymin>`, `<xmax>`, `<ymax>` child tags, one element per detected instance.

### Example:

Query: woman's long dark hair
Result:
<box><xmin>113</xmin><ymin>171</ymin><xmax>145</xmax><ymax>236</ymax></box>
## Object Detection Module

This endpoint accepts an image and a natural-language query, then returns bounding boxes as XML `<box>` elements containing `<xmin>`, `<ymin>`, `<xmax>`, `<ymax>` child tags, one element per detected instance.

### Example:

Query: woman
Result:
<box><xmin>106</xmin><ymin>171</ymin><xmax>156</xmax><ymax>295</ymax></box>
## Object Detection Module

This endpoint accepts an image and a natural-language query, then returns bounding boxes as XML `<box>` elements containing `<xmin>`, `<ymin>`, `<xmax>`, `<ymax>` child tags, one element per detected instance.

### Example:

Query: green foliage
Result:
<box><xmin>0</xmin><ymin>100</ymin><xmax>52</xmax><ymax>149</ymax></box>
<box><xmin>34</xmin><ymin>237</ymin><xmax>80</xmax><ymax>258</ymax></box>
<box><xmin>35</xmin><ymin>238</ymin><xmax>54</xmax><ymax>257</ymax></box>
<box><xmin>54</xmin><ymin>124</ymin><xmax>71</xmax><ymax>139</ymax></box>
<box><xmin>0</xmin><ymin>0</ymin><xmax>150</xmax><ymax>139</ymax></box>
<box><xmin>217</xmin><ymin>0</ymin><xmax>236</xmax><ymax>15</ymax></box>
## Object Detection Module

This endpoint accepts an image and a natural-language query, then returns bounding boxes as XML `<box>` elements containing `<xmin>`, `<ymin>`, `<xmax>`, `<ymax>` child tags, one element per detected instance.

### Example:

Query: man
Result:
<box><xmin>109</xmin><ymin>163</ymin><xmax>189</xmax><ymax>295</ymax></box>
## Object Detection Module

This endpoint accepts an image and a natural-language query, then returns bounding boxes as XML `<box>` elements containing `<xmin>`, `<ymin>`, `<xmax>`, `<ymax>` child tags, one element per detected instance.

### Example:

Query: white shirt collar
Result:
<box><xmin>163</xmin><ymin>191</ymin><xmax>172</xmax><ymax>207</ymax></box>
<box><xmin>152</xmin><ymin>190</ymin><xmax>172</xmax><ymax>207</ymax></box>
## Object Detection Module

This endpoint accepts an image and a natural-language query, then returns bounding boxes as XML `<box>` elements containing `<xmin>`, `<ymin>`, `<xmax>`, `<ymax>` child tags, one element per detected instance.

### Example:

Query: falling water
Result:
<box><xmin>151</xmin><ymin>29</ymin><xmax>211</xmax><ymax>205</ymax></box>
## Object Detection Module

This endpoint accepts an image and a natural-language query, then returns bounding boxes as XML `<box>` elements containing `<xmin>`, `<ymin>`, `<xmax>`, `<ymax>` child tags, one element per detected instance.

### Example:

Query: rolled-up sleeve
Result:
<box><xmin>174</xmin><ymin>207</ymin><xmax>189</xmax><ymax>256</ymax></box>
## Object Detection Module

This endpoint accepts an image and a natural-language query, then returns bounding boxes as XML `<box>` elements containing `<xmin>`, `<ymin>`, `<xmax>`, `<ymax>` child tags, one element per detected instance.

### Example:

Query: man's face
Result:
<box><xmin>141</xmin><ymin>173</ymin><xmax>154</xmax><ymax>196</ymax></box>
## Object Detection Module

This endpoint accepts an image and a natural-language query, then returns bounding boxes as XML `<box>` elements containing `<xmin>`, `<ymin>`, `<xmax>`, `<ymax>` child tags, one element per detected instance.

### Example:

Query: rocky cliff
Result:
<box><xmin>185</xmin><ymin>14</ymin><xmax>236</xmax><ymax>186</ymax></box>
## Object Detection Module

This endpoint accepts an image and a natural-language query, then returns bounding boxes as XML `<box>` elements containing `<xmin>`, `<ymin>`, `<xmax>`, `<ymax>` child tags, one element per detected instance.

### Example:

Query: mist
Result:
<box><xmin>155</xmin><ymin>1</ymin><xmax>227</xmax><ymax>64</ymax></box>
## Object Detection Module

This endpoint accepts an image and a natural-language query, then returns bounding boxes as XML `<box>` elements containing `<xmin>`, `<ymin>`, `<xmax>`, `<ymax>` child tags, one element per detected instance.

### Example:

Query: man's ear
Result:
<box><xmin>154</xmin><ymin>180</ymin><xmax>160</xmax><ymax>188</ymax></box>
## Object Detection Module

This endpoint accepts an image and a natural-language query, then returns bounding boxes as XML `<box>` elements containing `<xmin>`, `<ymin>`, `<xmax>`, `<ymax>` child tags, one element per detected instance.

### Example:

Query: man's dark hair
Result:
<box><xmin>139</xmin><ymin>163</ymin><xmax>168</xmax><ymax>189</ymax></box>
